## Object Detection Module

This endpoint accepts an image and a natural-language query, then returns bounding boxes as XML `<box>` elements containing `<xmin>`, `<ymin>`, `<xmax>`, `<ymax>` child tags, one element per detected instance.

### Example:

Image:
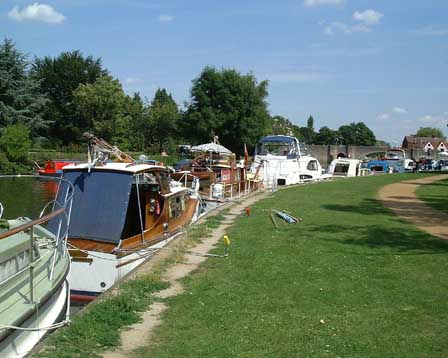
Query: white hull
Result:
<box><xmin>252</xmin><ymin>156</ymin><xmax>323</xmax><ymax>188</ymax></box>
<box><xmin>0</xmin><ymin>281</ymin><xmax>69</xmax><ymax>358</ymax></box>
<box><xmin>69</xmin><ymin>235</ymin><xmax>179</xmax><ymax>297</ymax></box>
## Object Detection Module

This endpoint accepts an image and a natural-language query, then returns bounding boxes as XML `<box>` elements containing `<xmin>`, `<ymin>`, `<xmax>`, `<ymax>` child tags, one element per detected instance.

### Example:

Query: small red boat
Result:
<box><xmin>37</xmin><ymin>160</ymin><xmax>77</xmax><ymax>177</ymax></box>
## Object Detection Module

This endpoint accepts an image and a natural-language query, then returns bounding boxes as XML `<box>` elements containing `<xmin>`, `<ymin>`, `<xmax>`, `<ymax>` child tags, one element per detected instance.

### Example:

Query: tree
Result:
<box><xmin>315</xmin><ymin>126</ymin><xmax>339</xmax><ymax>145</ymax></box>
<box><xmin>0</xmin><ymin>124</ymin><xmax>31</xmax><ymax>163</ymax></box>
<box><xmin>184</xmin><ymin>66</ymin><xmax>271</xmax><ymax>154</ymax></box>
<box><xmin>0</xmin><ymin>39</ymin><xmax>47</xmax><ymax>138</ymax></box>
<box><xmin>125</xmin><ymin>93</ymin><xmax>149</xmax><ymax>151</ymax></box>
<box><xmin>32</xmin><ymin>50</ymin><xmax>107</xmax><ymax>145</ymax></box>
<box><xmin>338</xmin><ymin>122</ymin><xmax>376</xmax><ymax>146</ymax></box>
<box><xmin>73</xmin><ymin>76</ymin><xmax>129</xmax><ymax>145</ymax></box>
<box><xmin>271</xmin><ymin>115</ymin><xmax>293</xmax><ymax>135</ymax></box>
<box><xmin>148</xmin><ymin>88</ymin><xmax>180</xmax><ymax>153</ymax></box>
<box><xmin>415</xmin><ymin>127</ymin><xmax>444</xmax><ymax>138</ymax></box>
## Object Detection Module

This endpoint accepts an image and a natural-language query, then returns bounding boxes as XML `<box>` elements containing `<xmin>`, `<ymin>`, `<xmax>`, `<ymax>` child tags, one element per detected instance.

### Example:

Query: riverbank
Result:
<box><xmin>34</xmin><ymin>173</ymin><xmax>448</xmax><ymax>357</ymax></box>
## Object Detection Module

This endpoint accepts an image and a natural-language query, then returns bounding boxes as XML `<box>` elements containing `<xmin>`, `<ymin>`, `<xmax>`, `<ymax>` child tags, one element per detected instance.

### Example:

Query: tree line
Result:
<box><xmin>1</xmin><ymin>38</ymin><xmax>380</xmax><ymax>173</ymax></box>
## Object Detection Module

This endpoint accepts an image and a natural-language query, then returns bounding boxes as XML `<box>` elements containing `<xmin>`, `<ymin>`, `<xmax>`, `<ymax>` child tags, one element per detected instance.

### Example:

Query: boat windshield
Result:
<box><xmin>386</xmin><ymin>150</ymin><xmax>405</xmax><ymax>160</ymax></box>
<box><xmin>255</xmin><ymin>141</ymin><xmax>298</xmax><ymax>157</ymax></box>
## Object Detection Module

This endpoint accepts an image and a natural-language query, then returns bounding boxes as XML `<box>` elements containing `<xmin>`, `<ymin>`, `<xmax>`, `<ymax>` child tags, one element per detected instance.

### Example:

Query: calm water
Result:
<box><xmin>0</xmin><ymin>176</ymin><xmax>58</xmax><ymax>220</ymax></box>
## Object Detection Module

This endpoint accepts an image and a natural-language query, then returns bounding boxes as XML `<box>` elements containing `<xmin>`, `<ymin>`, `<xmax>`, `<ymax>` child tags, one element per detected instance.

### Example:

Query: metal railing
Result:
<box><xmin>0</xmin><ymin>175</ymin><xmax>74</xmax><ymax>303</ymax></box>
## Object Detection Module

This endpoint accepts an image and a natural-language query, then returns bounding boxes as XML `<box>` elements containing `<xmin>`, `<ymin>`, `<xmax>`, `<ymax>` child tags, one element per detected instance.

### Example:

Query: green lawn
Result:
<box><xmin>416</xmin><ymin>178</ymin><xmax>448</xmax><ymax>215</ymax></box>
<box><xmin>140</xmin><ymin>174</ymin><xmax>448</xmax><ymax>358</ymax></box>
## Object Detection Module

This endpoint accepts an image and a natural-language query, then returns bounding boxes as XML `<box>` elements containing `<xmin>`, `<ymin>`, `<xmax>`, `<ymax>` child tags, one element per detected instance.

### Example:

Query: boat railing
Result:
<box><xmin>0</xmin><ymin>201</ymin><xmax>3</xmax><ymax>219</ymax></box>
<box><xmin>0</xmin><ymin>175</ymin><xmax>74</xmax><ymax>303</ymax></box>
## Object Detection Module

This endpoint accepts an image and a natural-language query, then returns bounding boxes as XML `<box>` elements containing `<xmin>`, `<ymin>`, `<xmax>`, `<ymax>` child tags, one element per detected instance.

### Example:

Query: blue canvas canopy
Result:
<box><xmin>259</xmin><ymin>136</ymin><xmax>296</xmax><ymax>143</ymax></box>
<box><xmin>50</xmin><ymin>169</ymin><xmax>134</xmax><ymax>244</ymax></box>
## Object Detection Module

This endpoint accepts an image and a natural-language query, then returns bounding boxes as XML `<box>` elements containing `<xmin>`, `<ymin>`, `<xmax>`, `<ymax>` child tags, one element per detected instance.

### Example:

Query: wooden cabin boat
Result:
<box><xmin>250</xmin><ymin>135</ymin><xmax>323</xmax><ymax>187</ymax></box>
<box><xmin>59</xmin><ymin>162</ymin><xmax>201</xmax><ymax>301</ymax></box>
<box><xmin>0</xmin><ymin>175</ymin><xmax>73</xmax><ymax>357</ymax></box>
<box><xmin>171</xmin><ymin>143</ymin><xmax>251</xmax><ymax>199</ymax></box>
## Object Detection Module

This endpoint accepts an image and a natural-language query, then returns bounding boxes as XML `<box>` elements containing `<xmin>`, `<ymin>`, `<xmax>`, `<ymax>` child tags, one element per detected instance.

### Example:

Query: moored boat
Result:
<box><xmin>250</xmin><ymin>135</ymin><xmax>323</xmax><ymax>187</ymax></box>
<box><xmin>0</xmin><ymin>175</ymin><xmax>73</xmax><ymax>358</ymax></box>
<box><xmin>59</xmin><ymin>135</ymin><xmax>202</xmax><ymax>301</ymax></box>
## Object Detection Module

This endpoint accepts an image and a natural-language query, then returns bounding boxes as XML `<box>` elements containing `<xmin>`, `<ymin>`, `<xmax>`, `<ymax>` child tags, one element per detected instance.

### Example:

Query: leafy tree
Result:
<box><xmin>0</xmin><ymin>39</ymin><xmax>47</xmax><ymax>138</ymax></box>
<box><xmin>184</xmin><ymin>66</ymin><xmax>270</xmax><ymax>154</ymax></box>
<box><xmin>338</xmin><ymin>122</ymin><xmax>376</xmax><ymax>146</ymax></box>
<box><xmin>73</xmin><ymin>76</ymin><xmax>129</xmax><ymax>145</ymax></box>
<box><xmin>32</xmin><ymin>50</ymin><xmax>107</xmax><ymax>145</ymax></box>
<box><xmin>0</xmin><ymin>123</ymin><xmax>31</xmax><ymax>162</ymax></box>
<box><xmin>148</xmin><ymin>88</ymin><xmax>180</xmax><ymax>153</ymax></box>
<box><xmin>415</xmin><ymin>127</ymin><xmax>444</xmax><ymax>138</ymax></box>
<box><xmin>315</xmin><ymin>126</ymin><xmax>340</xmax><ymax>145</ymax></box>
<box><xmin>125</xmin><ymin>93</ymin><xmax>149</xmax><ymax>151</ymax></box>
<box><xmin>271</xmin><ymin>115</ymin><xmax>293</xmax><ymax>135</ymax></box>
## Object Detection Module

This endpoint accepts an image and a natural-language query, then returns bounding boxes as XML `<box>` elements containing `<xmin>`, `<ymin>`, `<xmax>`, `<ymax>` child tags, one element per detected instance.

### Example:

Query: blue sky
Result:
<box><xmin>1</xmin><ymin>0</ymin><xmax>447</xmax><ymax>144</ymax></box>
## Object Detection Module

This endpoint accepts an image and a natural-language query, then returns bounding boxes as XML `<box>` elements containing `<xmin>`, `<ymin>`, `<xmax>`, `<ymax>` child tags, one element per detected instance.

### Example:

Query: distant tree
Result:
<box><xmin>125</xmin><ymin>93</ymin><xmax>149</xmax><ymax>151</ymax></box>
<box><xmin>271</xmin><ymin>115</ymin><xmax>293</xmax><ymax>135</ymax></box>
<box><xmin>307</xmin><ymin>115</ymin><xmax>314</xmax><ymax>132</ymax></box>
<box><xmin>0</xmin><ymin>39</ymin><xmax>47</xmax><ymax>138</ymax></box>
<box><xmin>338</xmin><ymin>122</ymin><xmax>376</xmax><ymax>146</ymax></box>
<box><xmin>415</xmin><ymin>127</ymin><xmax>444</xmax><ymax>138</ymax></box>
<box><xmin>32</xmin><ymin>50</ymin><xmax>107</xmax><ymax>145</ymax></box>
<box><xmin>315</xmin><ymin>126</ymin><xmax>339</xmax><ymax>145</ymax></box>
<box><xmin>375</xmin><ymin>139</ymin><xmax>390</xmax><ymax>147</ymax></box>
<box><xmin>73</xmin><ymin>76</ymin><xmax>129</xmax><ymax>146</ymax></box>
<box><xmin>184</xmin><ymin>66</ymin><xmax>270</xmax><ymax>154</ymax></box>
<box><xmin>148</xmin><ymin>88</ymin><xmax>180</xmax><ymax>153</ymax></box>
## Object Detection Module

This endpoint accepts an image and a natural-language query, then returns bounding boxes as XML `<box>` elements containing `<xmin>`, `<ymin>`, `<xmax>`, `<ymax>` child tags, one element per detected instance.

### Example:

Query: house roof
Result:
<box><xmin>403</xmin><ymin>136</ymin><xmax>447</xmax><ymax>149</ymax></box>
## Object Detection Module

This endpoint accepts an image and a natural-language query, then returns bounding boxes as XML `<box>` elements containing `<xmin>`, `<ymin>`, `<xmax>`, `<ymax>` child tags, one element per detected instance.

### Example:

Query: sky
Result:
<box><xmin>1</xmin><ymin>0</ymin><xmax>447</xmax><ymax>144</ymax></box>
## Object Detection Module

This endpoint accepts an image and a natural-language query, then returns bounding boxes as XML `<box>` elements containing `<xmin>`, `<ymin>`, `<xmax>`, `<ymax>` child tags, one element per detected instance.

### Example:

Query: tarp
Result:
<box><xmin>259</xmin><ymin>136</ymin><xmax>296</xmax><ymax>143</ymax></box>
<box><xmin>50</xmin><ymin>169</ymin><xmax>133</xmax><ymax>244</ymax></box>
<box><xmin>191</xmin><ymin>143</ymin><xmax>232</xmax><ymax>154</ymax></box>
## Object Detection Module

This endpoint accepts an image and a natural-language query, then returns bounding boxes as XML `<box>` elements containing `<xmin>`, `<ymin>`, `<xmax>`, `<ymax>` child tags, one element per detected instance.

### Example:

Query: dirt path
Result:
<box><xmin>102</xmin><ymin>191</ymin><xmax>268</xmax><ymax>358</ymax></box>
<box><xmin>378</xmin><ymin>174</ymin><xmax>448</xmax><ymax>240</ymax></box>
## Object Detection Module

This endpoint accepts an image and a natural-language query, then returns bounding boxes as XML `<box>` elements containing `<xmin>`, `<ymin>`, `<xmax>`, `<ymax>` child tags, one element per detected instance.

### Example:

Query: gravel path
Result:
<box><xmin>378</xmin><ymin>174</ymin><xmax>448</xmax><ymax>240</ymax></box>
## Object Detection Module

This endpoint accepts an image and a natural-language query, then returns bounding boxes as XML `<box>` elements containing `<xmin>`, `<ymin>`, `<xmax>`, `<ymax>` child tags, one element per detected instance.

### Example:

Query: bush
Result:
<box><xmin>0</xmin><ymin>124</ymin><xmax>31</xmax><ymax>162</ymax></box>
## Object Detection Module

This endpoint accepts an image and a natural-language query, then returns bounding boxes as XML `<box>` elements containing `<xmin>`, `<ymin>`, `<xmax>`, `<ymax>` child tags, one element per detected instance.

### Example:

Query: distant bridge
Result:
<box><xmin>308</xmin><ymin>145</ymin><xmax>389</xmax><ymax>165</ymax></box>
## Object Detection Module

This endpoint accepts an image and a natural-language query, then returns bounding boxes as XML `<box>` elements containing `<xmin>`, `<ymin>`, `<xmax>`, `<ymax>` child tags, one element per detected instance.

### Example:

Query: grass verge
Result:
<box><xmin>138</xmin><ymin>173</ymin><xmax>448</xmax><ymax>358</ymax></box>
<box><xmin>415</xmin><ymin>177</ymin><xmax>448</xmax><ymax>215</ymax></box>
<box><xmin>34</xmin><ymin>277</ymin><xmax>167</xmax><ymax>358</ymax></box>
<box><xmin>33</xmin><ymin>207</ymin><xmax>229</xmax><ymax>357</ymax></box>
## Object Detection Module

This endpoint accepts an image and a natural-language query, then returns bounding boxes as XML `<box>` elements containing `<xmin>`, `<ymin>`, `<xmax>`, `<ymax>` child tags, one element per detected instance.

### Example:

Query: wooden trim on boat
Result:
<box><xmin>0</xmin><ymin>207</ymin><xmax>65</xmax><ymax>240</ymax></box>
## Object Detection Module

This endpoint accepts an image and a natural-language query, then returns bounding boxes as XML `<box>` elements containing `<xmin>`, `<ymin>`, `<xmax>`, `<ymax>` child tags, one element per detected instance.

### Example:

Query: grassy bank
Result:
<box><xmin>32</xmin><ymin>212</ymin><xmax>228</xmax><ymax>357</ymax></box>
<box><xmin>416</xmin><ymin>177</ymin><xmax>448</xmax><ymax>215</ymax></box>
<box><xmin>139</xmin><ymin>174</ymin><xmax>448</xmax><ymax>358</ymax></box>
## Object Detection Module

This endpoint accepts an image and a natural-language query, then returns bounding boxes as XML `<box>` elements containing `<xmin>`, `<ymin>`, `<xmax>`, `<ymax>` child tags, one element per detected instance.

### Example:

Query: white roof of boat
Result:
<box><xmin>62</xmin><ymin>162</ymin><xmax>166</xmax><ymax>173</ymax></box>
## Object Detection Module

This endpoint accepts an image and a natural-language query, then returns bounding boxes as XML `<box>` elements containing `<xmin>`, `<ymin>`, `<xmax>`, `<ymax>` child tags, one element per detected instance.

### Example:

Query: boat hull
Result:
<box><xmin>69</xmin><ymin>235</ymin><xmax>179</xmax><ymax>301</ymax></box>
<box><xmin>0</xmin><ymin>280</ymin><xmax>69</xmax><ymax>358</ymax></box>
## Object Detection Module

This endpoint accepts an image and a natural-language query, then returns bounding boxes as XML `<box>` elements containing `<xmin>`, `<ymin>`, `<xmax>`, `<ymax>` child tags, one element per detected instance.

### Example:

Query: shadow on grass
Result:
<box><xmin>322</xmin><ymin>198</ymin><xmax>391</xmax><ymax>216</ymax></box>
<box><xmin>311</xmin><ymin>224</ymin><xmax>448</xmax><ymax>255</ymax></box>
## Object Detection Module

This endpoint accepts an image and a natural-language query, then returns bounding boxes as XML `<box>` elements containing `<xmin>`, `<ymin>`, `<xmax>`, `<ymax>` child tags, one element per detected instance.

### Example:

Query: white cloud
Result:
<box><xmin>353</xmin><ymin>9</ymin><xmax>383</xmax><ymax>26</ymax></box>
<box><xmin>159</xmin><ymin>15</ymin><xmax>173</xmax><ymax>22</ymax></box>
<box><xmin>125</xmin><ymin>77</ymin><xmax>143</xmax><ymax>85</ymax></box>
<box><xmin>377</xmin><ymin>113</ymin><xmax>390</xmax><ymax>121</ymax></box>
<box><xmin>304</xmin><ymin>0</ymin><xmax>344</xmax><ymax>6</ymax></box>
<box><xmin>323</xmin><ymin>9</ymin><xmax>383</xmax><ymax>35</ymax></box>
<box><xmin>324</xmin><ymin>21</ymin><xmax>371</xmax><ymax>35</ymax></box>
<box><xmin>393</xmin><ymin>107</ymin><xmax>408</xmax><ymax>114</ymax></box>
<box><xmin>418</xmin><ymin>113</ymin><xmax>448</xmax><ymax>127</ymax></box>
<box><xmin>8</xmin><ymin>3</ymin><xmax>65</xmax><ymax>24</ymax></box>
<box><xmin>416</xmin><ymin>26</ymin><xmax>448</xmax><ymax>36</ymax></box>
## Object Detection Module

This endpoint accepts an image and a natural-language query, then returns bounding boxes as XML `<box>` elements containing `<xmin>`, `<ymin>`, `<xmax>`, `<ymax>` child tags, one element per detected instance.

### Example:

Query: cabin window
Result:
<box><xmin>169</xmin><ymin>195</ymin><xmax>186</xmax><ymax>219</ymax></box>
<box><xmin>158</xmin><ymin>173</ymin><xmax>170</xmax><ymax>194</ymax></box>
<box><xmin>307</xmin><ymin>160</ymin><xmax>319</xmax><ymax>171</ymax></box>
<box><xmin>334</xmin><ymin>163</ymin><xmax>349</xmax><ymax>174</ymax></box>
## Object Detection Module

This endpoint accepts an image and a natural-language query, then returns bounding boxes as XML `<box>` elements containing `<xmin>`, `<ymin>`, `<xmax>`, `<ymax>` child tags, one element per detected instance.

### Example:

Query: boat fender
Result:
<box><xmin>155</xmin><ymin>200</ymin><xmax>161</xmax><ymax>215</ymax></box>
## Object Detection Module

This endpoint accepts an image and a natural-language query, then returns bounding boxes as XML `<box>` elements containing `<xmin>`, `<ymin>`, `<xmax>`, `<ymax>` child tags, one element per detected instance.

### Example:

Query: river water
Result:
<box><xmin>0</xmin><ymin>176</ymin><xmax>57</xmax><ymax>220</ymax></box>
